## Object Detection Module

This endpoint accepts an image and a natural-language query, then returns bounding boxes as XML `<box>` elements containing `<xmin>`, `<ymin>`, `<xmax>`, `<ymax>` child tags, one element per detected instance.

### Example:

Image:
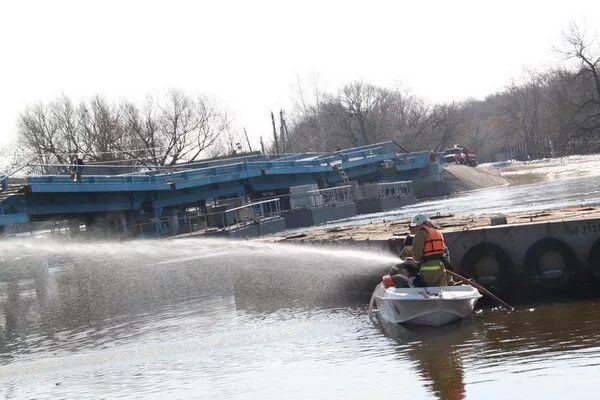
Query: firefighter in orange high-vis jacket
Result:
<box><xmin>410</xmin><ymin>214</ymin><xmax>451</xmax><ymax>286</ymax></box>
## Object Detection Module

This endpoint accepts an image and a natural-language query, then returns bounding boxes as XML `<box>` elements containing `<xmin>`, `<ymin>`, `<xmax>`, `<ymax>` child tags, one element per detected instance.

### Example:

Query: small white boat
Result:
<box><xmin>372</xmin><ymin>284</ymin><xmax>482</xmax><ymax>326</ymax></box>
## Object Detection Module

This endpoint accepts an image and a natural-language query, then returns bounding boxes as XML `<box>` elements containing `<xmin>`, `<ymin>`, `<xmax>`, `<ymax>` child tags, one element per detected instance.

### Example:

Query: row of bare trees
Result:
<box><xmin>287</xmin><ymin>81</ymin><xmax>493</xmax><ymax>156</ymax></box>
<box><xmin>16</xmin><ymin>89</ymin><xmax>233</xmax><ymax>167</ymax></box>
<box><xmin>288</xmin><ymin>82</ymin><xmax>428</xmax><ymax>152</ymax></box>
<box><xmin>286</xmin><ymin>26</ymin><xmax>600</xmax><ymax>161</ymax></box>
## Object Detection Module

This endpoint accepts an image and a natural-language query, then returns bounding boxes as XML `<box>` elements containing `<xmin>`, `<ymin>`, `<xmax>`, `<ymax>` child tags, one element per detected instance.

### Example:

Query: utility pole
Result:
<box><xmin>243</xmin><ymin>128</ymin><xmax>253</xmax><ymax>152</ymax></box>
<box><xmin>281</xmin><ymin>111</ymin><xmax>292</xmax><ymax>153</ymax></box>
<box><xmin>271</xmin><ymin>111</ymin><xmax>280</xmax><ymax>154</ymax></box>
<box><xmin>279</xmin><ymin>109</ymin><xmax>286</xmax><ymax>153</ymax></box>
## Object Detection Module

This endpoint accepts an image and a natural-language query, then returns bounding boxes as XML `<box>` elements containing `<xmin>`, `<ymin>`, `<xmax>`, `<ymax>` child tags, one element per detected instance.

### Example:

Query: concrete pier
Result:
<box><xmin>355</xmin><ymin>181</ymin><xmax>416</xmax><ymax>214</ymax></box>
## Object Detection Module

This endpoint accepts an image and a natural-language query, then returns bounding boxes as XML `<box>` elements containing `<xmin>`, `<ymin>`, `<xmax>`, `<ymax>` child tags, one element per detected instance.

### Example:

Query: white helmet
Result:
<box><xmin>409</xmin><ymin>213</ymin><xmax>429</xmax><ymax>227</ymax></box>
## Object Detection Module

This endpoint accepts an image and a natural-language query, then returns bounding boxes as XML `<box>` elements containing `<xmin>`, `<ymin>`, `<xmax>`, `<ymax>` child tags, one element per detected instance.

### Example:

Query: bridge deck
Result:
<box><xmin>0</xmin><ymin>142</ymin><xmax>441</xmax><ymax>225</ymax></box>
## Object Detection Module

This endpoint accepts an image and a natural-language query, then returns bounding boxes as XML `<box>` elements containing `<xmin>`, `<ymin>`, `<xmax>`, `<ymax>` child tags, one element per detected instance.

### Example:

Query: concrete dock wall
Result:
<box><xmin>380</xmin><ymin>218</ymin><xmax>600</xmax><ymax>291</ymax></box>
<box><xmin>284</xmin><ymin>203</ymin><xmax>358</xmax><ymax>228</ymax></box>
<box><xmin>444</xmin><ymin>218</ymin><xmax>600</xmax><ymax>287</ymax></box>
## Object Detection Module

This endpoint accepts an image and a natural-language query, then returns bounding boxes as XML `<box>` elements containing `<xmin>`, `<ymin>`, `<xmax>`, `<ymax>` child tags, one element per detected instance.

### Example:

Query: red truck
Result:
<box><xmin>443</xmin><ymin>145</ymin><xmax>478</xmax><ymax>167</ymax></box>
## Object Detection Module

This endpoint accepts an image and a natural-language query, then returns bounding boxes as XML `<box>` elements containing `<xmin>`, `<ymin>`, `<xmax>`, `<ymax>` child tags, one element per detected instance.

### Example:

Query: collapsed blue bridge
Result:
<box><xmin>0</xmin><ymin>142</ymin><xmax>444</xmax><ymax>230</ymax></box>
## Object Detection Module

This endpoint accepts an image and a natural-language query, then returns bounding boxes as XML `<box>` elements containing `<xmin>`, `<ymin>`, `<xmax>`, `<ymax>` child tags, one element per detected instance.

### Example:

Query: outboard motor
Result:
<box><xmin>382</xmin><ymin>275</ymin><xmax>395</xmax><ymax>288</ymax></box>
<box><xmin>383</xmin><ymin>274</ymin><xmax>413</xmax><ymax>288</ymax></box>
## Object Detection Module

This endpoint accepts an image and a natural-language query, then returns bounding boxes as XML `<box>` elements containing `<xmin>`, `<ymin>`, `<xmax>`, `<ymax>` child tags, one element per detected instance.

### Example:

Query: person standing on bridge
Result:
<box><xmin>410</xmin><ymin>213</ymin><xmax>451</xmax><ymax>287</ymax></box>
<box><xmin>72</xmin><ymin>154</ymin><xmax>85</xmax><ymax>182</ymax></box>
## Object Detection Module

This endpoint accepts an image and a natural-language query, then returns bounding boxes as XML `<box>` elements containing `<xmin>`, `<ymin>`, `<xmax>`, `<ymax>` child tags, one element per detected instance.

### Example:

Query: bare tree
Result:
<box><xmin>289</xmin><ymin>80</ymin><xmax>338</xmax><ymax>152</ymax></box>
<box><xmin>340</xmin><ymin>81</ymin><xmax>385</xmax><ymax>146</ymax></box>
<box><xmin>217</xmin><ymin>130</ymin><xmax>244</xmax><ymax>157</ymax></box>
<box><xmin>16</xmin><ymin>90</ymin><xmax>231</xmax><ymax>168</ymax></box>
<box><xmin>502</xmin><ymin>72</ymin><xmax>546</xmax><ymax>157</ymax></box>
<box><xmin>18</xmin><ymin>102</ymin><xmax>63</xmax><ymax>164</ymax></box>
<box><xmin>557</xmin><ymin>24</ymin><xmax>600</xmax><ymax>150</ymax></box>
<box><xmin>417</xmin><ymin>103</ymin><xmax>461</xmax><ymax>151</ymax></box>
<box><xmin>78</xmin><ymin>95</ymin><xmax>124</xmax><ymax>162</ymax></box>
<box><xmin>52</xmin><ymin>95</ymin><xmax>81</xmax><ymax>158</ymax></box>
<box><xmin>151</xmin><ymin>90</ymin><xmax>230</xmax><ymax>165</ymax></box>
<box><xmin>288</xmin><ymin>80</ymin><xmax>430</xmax><ymax>152</ymax></box>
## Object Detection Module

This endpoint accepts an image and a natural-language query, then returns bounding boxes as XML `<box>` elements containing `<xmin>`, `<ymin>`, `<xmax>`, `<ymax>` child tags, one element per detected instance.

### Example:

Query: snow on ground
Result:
<box><xmin>480</xmin><ymin>153</ymin><xmax>600</xmax><ymax>181</ymax></box>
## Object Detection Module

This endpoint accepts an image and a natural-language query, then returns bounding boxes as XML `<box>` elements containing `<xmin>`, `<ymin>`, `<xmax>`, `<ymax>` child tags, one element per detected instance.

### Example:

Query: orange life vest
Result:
<box><xmin>417</xmin><ymin>224</ymin><xmax>446</xmax><ymax>257</ymax></box>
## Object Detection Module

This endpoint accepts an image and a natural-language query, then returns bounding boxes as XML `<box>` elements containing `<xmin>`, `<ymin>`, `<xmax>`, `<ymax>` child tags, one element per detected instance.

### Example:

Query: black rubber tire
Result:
<box><xmin>460</xmin><ymin>242</ymin><xmax>512</xmax><ymax>292</ymax></box>
<box><xmin>525</xmin><ymin>238</ymin><xmax>578</xmax><ymax>288</ymax></box>
<box><xmin>588</xmin><ymin>239</ymin><xmax>600</xmax><ymax>279</ymax></box>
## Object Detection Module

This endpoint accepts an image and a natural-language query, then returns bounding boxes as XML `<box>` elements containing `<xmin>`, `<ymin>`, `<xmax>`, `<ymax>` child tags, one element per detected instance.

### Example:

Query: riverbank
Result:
<box><xmin>444</xmin><ymin>153</ymin><xmax>600</xmax><ymax>192</ymax></box>
<box><xmin>481</xmin><ymin>153</ymin><xmax>600</xmax><ymax>183</ymax></box>
<box><xmin>443</xmin><ymin>164</ymin><xmax>509</xmax><ymax>192</ymax></box>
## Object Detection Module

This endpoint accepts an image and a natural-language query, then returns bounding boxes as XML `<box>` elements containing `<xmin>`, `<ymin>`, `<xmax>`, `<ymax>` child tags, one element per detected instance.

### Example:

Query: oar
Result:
<box><xmin>446</xmin><ymin>270</ymin><xmax>515</xmax><ymax>312</ymax></box>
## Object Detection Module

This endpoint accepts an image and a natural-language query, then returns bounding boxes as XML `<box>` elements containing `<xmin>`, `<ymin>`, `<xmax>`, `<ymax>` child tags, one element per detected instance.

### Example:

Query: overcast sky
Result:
<box><xmin>1</xmin><ymin>0</ymin><xmax>599</xmax><ymax>148</ymax></box>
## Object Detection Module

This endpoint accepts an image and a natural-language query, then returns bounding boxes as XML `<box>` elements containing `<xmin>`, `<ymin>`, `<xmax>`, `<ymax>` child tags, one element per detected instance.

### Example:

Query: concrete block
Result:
<box><xmin>284</xmin><ymin>203</ymin><xmax>357</xmax><ymax>228</ymax></box>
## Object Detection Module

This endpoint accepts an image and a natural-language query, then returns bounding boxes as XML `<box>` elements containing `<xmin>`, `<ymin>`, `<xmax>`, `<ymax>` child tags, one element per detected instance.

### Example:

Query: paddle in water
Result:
<box><xmin>446</xmin><ymin>270</ymin><xmax>515</xmax><ymax>312</ymax></box>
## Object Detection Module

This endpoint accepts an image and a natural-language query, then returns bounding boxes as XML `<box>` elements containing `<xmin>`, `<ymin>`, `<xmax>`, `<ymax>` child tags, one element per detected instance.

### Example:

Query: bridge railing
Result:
<box><xmin>22</xmin><ymin>146</ymin><xmax>435</xmax><ymax>188</ymax></box>
<box><xmin>27</xmin><ymin>163</ymin><xmax>171</xmax><ymax>177</ymax></box>
<box><xmin>130</xmin><ymin>198</ymin><xmax>283</xmax><ymax>239</ymax></box>
<box><xmin>290</xmin><ymin>185</ymin><xmax>354</xmax><ymax>210</ymax></box>
<box><xmin>358</xmin><ymin>181</ymin><xmax>414</xmax><ymax>200</ymax></box>
<box><xmin>27</xmin><ymin>173</ymin><xmax>159</xmax><ymax>185</ymax></box>
<box><xmin>1</xmin><ymin>156</ymin><xmax>38</xmax><ymax>190</ymax></box>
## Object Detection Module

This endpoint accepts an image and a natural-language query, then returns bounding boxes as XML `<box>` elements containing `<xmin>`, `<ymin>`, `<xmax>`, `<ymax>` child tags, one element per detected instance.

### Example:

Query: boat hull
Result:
<box><xmin>373</xmin><ymin>285</ymin><xmax>482</xmax><ymax>326</ymax></box>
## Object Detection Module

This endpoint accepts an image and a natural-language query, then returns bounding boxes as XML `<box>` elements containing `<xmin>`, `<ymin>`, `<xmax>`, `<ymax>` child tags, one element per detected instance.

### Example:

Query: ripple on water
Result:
<box><xmin>2</xmin><ymin>238</ymin><xmax>600</xmax><ymax>399</ymax></box>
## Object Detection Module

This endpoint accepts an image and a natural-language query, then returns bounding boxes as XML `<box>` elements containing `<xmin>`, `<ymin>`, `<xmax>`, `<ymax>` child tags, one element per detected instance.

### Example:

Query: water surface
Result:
<box><xmin>285</xmin><ymin>174</ymin><xmax>600</xmax><ymax>234</ymax></box>
<box><xmin>1</xmin><ymin>239</ymin><xmax>599</xmax><ymax>399</ymax></box>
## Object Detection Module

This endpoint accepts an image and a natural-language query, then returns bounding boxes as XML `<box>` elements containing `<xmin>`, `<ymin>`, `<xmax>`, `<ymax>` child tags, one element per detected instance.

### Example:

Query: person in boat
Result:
<box><xmin>388</xmin><ymin>234</ymin><xmax>422</xmax><ymax>287</ymax></box>
<box><xmin>410</xmin><ymin>213</ymin><xmax>451</xmax><ymax>287</ymax></box>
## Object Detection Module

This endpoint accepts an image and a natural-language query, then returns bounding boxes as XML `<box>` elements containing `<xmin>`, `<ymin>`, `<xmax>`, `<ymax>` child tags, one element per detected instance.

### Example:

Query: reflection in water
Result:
<box><xmin>0</xmin><ymin>238</ymin><xmax>600</xmax><ymax>399</ymax></box>
<box><xmin>379</xmin><ymin>320</ymin><xmax>474</xmax><ymax>400</ymax></box>
<box><xmin>376</xmin><ymin>298</ymin><xmax>600</xmax><ymax>400</ymax></box>
<box><xmin>0</xmin><ymin>238</ymin><xmax>395</xmax><ymax>365</ymax></box>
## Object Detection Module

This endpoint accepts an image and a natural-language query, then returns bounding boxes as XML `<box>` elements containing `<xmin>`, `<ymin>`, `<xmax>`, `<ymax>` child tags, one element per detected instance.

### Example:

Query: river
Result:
<box><xmin>287</xmin><ymin>172</ymin><xmax>600</xmax><ymax>233</ymax></box>
<box><xmin>1</xmin><ymin>238</ymin><xmax>600</xmax><ymax>399</ymax></box>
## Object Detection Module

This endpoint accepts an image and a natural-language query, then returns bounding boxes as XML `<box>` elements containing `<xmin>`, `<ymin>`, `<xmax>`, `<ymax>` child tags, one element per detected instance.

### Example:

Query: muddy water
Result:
<box><xmin>1</xmin><ymin>239</ymin><xmax>600</xmax><ymax>399</ymax></box>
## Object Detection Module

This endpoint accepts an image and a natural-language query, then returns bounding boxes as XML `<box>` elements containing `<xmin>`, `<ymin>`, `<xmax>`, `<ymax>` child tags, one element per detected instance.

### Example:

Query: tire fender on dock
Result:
<box><xmin>587</xmin><ymin>239</ymin><xmax>600</xmax><ymax>279</ymax></box>
<box><xmin>525</xmin><ymin>238</ymin><xmax>578</xmax><ymax>288</ymax></box>
<box><xmin>460</xmin><ymin>242</ymin><xmax>512</xmax><ymax>292</ymax></box>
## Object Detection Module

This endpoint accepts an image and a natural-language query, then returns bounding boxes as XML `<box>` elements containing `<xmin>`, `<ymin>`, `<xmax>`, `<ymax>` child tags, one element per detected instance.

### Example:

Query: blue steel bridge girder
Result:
<box><xmin>0</xmin><ymin>143</ymin><xmax>440</xmax><ymax>225</ymax></box>
<box><xmin>26</xmin><ymin>199</ymin><xmax>139</xmax><ymax>216</ymax></box>
<box><xmin>152</xmin><ymin>184</ymin><xmax>246</xmax><ymax>209</ymax></box>
<box><xmin>0</xmin><ymin>214</ymin><xmax>29</xmax><ymax>225</ymax></box>
<box><xmin>250</xmin><ymin>176</ymin><xmax>319</xmax><ymax>192</ymax></box>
